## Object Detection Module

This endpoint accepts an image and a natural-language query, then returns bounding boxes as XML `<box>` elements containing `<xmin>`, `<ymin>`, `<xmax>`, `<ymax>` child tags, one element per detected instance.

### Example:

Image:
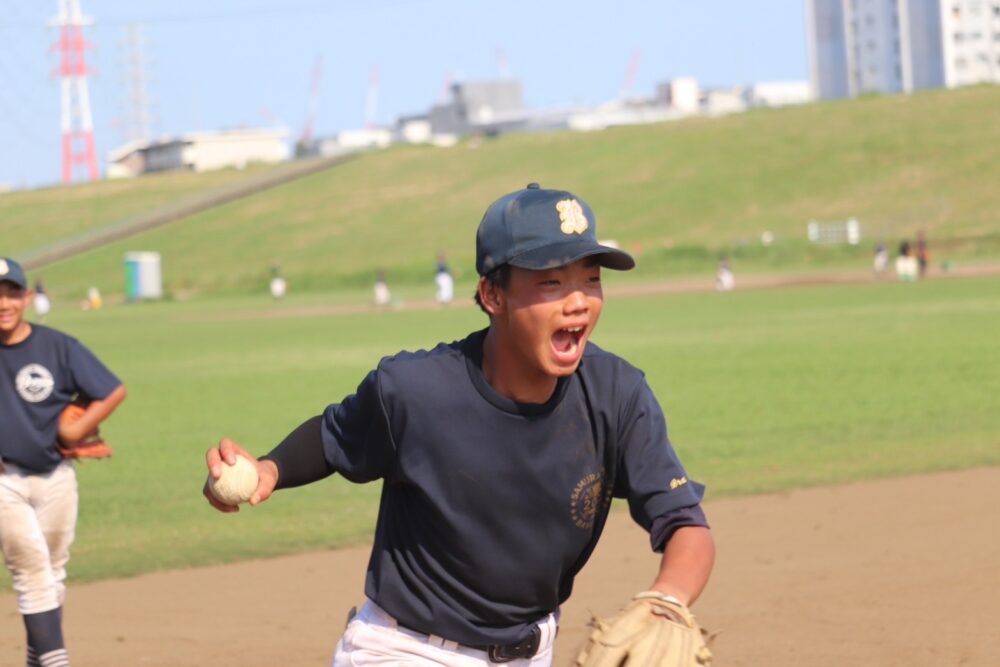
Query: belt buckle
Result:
<box><xmin>487</xmin><ymin>625</ymin><xmax>541</xmax><ymax>663</ymax></box>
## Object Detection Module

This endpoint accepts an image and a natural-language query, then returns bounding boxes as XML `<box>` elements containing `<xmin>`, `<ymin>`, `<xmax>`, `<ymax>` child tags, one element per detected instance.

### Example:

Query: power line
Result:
<box><xmin>0</xmin><ymin>1</ymin><xmax>430</xmax><ymax>30</ymax></box>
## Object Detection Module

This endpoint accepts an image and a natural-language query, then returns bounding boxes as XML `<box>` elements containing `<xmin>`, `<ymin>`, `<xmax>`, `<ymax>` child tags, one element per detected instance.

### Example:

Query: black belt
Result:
<box><xmin>474</xmin><ymin>625</ymin><xmax>542</xmax><ymax>663</ymax></box>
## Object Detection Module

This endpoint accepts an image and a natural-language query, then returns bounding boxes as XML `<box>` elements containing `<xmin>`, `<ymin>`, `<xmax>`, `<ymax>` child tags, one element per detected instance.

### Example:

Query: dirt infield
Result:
<box><xmin>2</xmin><ymin>466</ymin><xmax>997</xmax><ymax>666</ymax></box>
<box><xmin>186</xmin><ymin>262</ymin><xmax>1000</xmax><ymax>323</ymax></box>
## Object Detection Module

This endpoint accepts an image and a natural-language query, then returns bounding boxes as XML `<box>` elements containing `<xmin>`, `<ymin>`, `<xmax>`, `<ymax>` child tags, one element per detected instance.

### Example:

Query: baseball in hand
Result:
<box><xmin>208</xmin><ymin>454</ymin><xmax>260</xmax><ymax>505</ymax></box>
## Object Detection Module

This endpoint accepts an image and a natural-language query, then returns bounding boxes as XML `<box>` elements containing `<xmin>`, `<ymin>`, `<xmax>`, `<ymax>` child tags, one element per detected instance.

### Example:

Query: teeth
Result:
<box><xmin>564</xmin><ymin>326</ymin><xmax>583</xmax><ymax>333</ymax></box>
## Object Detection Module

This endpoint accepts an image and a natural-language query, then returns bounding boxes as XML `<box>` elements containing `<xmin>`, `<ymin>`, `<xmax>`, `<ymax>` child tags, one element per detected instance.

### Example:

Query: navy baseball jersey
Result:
<box><xmin>0</xmin><ymin>324</ymin><xmax>121</xmax><ymax>473</ymax></box>
<box><xmin>319</xmin><ymin>329</ymin><xmax>705</xmax><ymax>647</ymax></box>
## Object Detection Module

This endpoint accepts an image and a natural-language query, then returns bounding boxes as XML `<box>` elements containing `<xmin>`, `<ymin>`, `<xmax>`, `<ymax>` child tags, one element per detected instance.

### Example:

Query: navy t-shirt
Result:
<box><xmin>0</xmin><ymin>324</ymin><xmax>121</xmax><ymax>473</ymax></box>
<box><xmin>319</xmin><ymin>329</ymin><xmax>705</xmax><ymax>647</ymax></box>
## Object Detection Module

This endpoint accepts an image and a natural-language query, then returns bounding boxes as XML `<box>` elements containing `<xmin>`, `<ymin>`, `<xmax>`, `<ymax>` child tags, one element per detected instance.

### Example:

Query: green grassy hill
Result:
<box><xmin>8</xmin><ymin>85</ymin><xmax>999</xmax><ymax>301</ymax></box>
<box><xmin>1</xmin><ymin>165</ymin><xmax>280</xmax><ymax>259</ymax></box>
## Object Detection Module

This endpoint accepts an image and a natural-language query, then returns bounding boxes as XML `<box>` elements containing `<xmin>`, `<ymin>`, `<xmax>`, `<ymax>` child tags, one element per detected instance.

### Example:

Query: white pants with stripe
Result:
<box><xmin>0</xmin><ymin>460</ymin><xmax>78</xmax><ymax>615</ymax></box>
<box><xmin>333</xmin><ymin>599</ymin><xmax>557</xmax><ymax>667</ymax></box>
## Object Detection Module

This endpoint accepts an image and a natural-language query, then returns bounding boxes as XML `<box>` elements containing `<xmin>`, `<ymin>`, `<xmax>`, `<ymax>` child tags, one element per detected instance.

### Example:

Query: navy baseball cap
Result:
<box><xmin>0</xmin><ymin>258</ymin><xmax>28</xmax><ymax>289</ymax></box>
<box><xmin>475</xmin><ymin>183</ymin><xmax>635</xmax><ymax>275</ymax></box>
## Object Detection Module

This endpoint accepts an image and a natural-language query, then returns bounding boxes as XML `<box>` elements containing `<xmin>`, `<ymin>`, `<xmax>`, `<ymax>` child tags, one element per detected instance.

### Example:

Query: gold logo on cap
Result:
<box><xmin>557</xmin><ymin>199</ymin><xmax>588</xmax><ymax>235</ymax></box>
<box><xmin>0</xmin><ymin>260</ymin><xmax>8</xmax><ymax>275</ymax></box>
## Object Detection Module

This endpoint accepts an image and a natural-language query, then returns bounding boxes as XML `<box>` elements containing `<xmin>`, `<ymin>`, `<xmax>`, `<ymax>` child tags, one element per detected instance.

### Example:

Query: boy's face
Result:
<box><xmin>490</xmin><ymin>257</ymin><xmax>604</xmax><ymax>379</ymax></box>
<box><xmin>0</xmin><ymin>282</ymin><xmax>31</xmax><ymax>337</ymax></box>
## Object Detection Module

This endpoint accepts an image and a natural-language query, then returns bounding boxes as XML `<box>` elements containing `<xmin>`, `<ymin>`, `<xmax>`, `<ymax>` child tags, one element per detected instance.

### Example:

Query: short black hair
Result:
<box><xmin>474</xmin><ymin>265</ymin><xmax>511</xmax><ymax>314</ymax></box>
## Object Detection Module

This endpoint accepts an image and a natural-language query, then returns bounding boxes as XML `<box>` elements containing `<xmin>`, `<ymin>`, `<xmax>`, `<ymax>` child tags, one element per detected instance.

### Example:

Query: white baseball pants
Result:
<box><xmin>0</xmin><ymin>460</ymin><xmax>78</xmax><ymax>614</ymax></box>
<box><xmin>332</xmin><ymin>599</ymin><xmax>557</xmax><ymax>667</ymax></box>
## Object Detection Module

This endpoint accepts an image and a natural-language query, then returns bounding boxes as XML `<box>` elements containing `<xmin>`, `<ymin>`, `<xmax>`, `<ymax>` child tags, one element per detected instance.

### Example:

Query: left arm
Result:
<box><xmin>649</xmin><ymin>525</ymin><xmax>715</xmax><ymax>606</ymax></box>
<box><xmin>58</xmin><ymin>384</ymin><xmax>127</xmax><ymax>445</ymax></box>
<box><xmin>613</xmin><ymin>376</ymin><xmax>714</xmax><ymax>605</ymax></box>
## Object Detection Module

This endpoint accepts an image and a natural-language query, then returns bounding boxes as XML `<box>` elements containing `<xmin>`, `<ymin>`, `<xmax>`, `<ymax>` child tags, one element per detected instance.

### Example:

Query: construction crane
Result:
<box><xmin>365</xmin><ymin>64</ymin><xmax>379</xmax><ymax>129</ymax></box>
<box><xmin>619</xmin><ymin>48</ymin><xmax>642</xmax><ymax>102</ymax></box>
<box><xmin>296</xmin><ymin>55</ymin><xmax>323</xmax><ymax>156</ymax></box>
<box><xmin>496</xmin><ymin>46</ymin><xmax>510</xmax><ymax>79</ymax></box>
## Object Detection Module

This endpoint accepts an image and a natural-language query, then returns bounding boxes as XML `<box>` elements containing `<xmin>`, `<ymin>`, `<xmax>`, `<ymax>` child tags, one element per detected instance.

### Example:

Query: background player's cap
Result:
<box><xmin>0</xmin><ymin>258</ymin><xmax>28</xmax><ymax>289</ymax></box>
<box><xmin>475</xmin><ymin>183</ymin><xmax>635</xmax><ymax>275</ymax></box>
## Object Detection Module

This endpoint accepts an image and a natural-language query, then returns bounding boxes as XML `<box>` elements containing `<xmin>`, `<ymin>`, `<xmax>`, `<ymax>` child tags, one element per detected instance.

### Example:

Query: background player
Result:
<box><xmin>204</xmin><ymin>184</ymin><xmax>714</xmax><ymax>665</ymax></box>
<box><xmin>434</xmin><ymin>252</ymin><xmax>454</xmax><ymax>305</ymax></box>
<box><xmin>0</xmin><ymin>257</ymin><xmax>127</xmax><ymax>667</ymax></box>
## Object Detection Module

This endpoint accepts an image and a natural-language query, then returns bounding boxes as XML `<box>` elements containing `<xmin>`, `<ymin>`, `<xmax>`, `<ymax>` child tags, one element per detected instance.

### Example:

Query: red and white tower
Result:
<box><xmin>49</xmin><ymin>0</ymin><xmax>99</xmax><ymax>183</ymax></box>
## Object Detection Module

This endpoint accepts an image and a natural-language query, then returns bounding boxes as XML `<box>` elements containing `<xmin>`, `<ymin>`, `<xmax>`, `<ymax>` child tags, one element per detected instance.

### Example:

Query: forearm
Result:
<box><xmin>260</xmin><ymin>415</ymin><xmax>335</xmax><ymax>489</ymax></box>
<box><xmin>649</xmin><ymin>525</ymin><xmax>715</xmax><ymax>606</ymax></box>
<box><xmin>61</xmin><ymin>384</ymin><xmax>127</xmax><ymax>442</ymax></box>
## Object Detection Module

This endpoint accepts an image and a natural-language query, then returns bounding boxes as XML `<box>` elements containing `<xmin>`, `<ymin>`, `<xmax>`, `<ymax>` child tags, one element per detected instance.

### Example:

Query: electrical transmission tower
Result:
<box><xmin>49</xmin><ymin>0</ymin><xmax>99</xmax><ymax>183</ymax></box>
<box><xmin>122</xmin><ymin>22</ymin><xmax>154</xmax><ymax>144</ymax></box>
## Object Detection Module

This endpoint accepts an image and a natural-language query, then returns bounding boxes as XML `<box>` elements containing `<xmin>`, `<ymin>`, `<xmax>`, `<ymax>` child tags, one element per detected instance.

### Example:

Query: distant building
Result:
<box><xmin>456</xmin><ymin>80</ymin><xmax>523</xmax><ymax>124</ymax></box>
<box><xmin>747</xmin><ymin>80</ymin><xmax>813</xmax><ymax>107</ymax></box>
<box><xmin>806</xmin><ymin>0</ymin><xmax>1000</xmax><ymax>99</ymax></box>
<box><xmin>656</xmin><ymin>77</ymin><xmax>701</xmax><ymax>113</ymax></box>
<box><xmin>107</xmin><ymin>128</ymin><xmax>289</xmax><ymax>177</ymax></box>
<box><xmin>396</xmin><ymin>115</ymin><xmax>433</xmax><ymax>144</ymax></box>
<box><xmin>433</xmin><ymin>79</ymin><xmax>527</xmax><ymax>136</ymax></box>
<box><xmin>311</xmin><ymin>78</ymin><xmax>530</xmax><ymax>154</ymax></box>
<box><xmin>656</xmin><ymin>77</ymin><xmax>811</xmax><ymax>114</ymax></box>
<box><xmin>701</xmin><ymin>86</ymin><xmax>749</xmax><ymax>116</ymax></box>
<box><xmin>939</xmin><ymin>0</ymin><xmax>1000</xmax><ymax>87</ymax></box>
<box><xmin>566</xmin><ymin>101</ymin><xmax>680</xmax><ymax>132</ymax></box>
<box><xmin>314</xmin><ymin>127</ymin><xmax>394</xmax><ymax>158</ymax></box>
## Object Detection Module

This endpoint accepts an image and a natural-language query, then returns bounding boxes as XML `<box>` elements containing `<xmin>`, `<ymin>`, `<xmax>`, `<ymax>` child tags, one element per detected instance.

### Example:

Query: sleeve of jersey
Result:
<box><xmin>319</xmin><ymin>368</ymin><xmax>396</xmax><ymax>483</ymax></box>
<box><xmin>66</xmin><ymin>338</ymin><xmax>122</xmax><ymax>399</ymax></box>
<box><xmin>616</xmin><ymin>378</ymin><xmax>705</xmax><ymax>531</ymax></box>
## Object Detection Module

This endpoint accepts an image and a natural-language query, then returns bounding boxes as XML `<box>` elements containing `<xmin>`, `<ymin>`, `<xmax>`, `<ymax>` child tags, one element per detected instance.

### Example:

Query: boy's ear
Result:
<box><xmin>477</xmin><ymin>277</ymin><xmax>504</xmax><ymax>315</ymax></box>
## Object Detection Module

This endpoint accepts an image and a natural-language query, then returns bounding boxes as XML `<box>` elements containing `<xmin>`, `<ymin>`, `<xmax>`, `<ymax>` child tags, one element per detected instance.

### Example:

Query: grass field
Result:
<box><xmin>10</xmin><ymin>86</ymin><xmax>1000</xmax><ymax>301</ymax></box>
<box><xmin>2</xmin><ymin>273</ymin><xmax>997</xmax><ymax>587</ymax></box>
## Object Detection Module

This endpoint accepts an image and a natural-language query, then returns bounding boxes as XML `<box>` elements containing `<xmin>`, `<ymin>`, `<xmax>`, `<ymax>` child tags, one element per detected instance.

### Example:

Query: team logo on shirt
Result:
<box><xmin>556</xmin><ymin>199</ymin><xmax>588</xmax><ymax>235</ymax></box>
<box><xmin>570</xmin><ymin>470</ymin><xmax>609</xmax><ymax>530</ymax></box>
<box><xmin>15</xmin><ymin>364</ymin><xmax>55</xmax><ymax>403</ymax></box>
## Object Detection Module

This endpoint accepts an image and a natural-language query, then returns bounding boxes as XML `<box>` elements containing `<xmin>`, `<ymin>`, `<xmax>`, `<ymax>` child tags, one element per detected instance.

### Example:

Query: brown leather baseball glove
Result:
<box><xmin>57</xmin><ymin>400</ymin><xmax>114</xmax><ymax>459</ymax></box>
<box><xmin>574</xmin><ymin>591</ymin><xmax>714</xmax><ymax>667</ymax></box>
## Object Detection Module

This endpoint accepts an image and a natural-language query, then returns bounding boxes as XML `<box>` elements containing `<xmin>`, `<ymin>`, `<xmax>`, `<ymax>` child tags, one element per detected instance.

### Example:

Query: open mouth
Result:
<box><xmin>551</xmin><ymin>325</ymin><xmax>586</xmax><ymax>362</ymax></box>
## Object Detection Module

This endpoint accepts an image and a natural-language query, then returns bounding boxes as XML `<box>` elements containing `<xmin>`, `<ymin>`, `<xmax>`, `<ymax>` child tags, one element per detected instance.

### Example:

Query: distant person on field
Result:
<box><xmin>33</xmin><ymin>279</ymin><xmax>51</xmax><ymax>321</ymax></box>
<box><xmin>915</xmin><ymin>229</ymin><xmax>929</xmax><ymax>279</ymax></box>
<box><xmin>373</xmin><ymin>270</ymin><xmax>391</xmax><ymax>306</ymax></box>
<box><xmin>81</xmin><ymin>286</ymin><xmax>102</xmax><ymax>311</ymax></box>
<box><xmin>895</xmin><ymin>241</ymin><xmax>918</xmax><ymax>282</ymax></box>
<box><xmin>269</xmin><ymin>265</ymin><xmax>287</xmax><ymax>300</ymax></box>
<box><xmin>0</xmin><ymin>257</ymin><xmax>127</xmax><ymax>667</ymax></box>
<box><xmin>872</xmin><ymin>242</ymin><xmax>889</xmax><ymax>277</ymax></box>
<box><xmin>434</xmin><ymin>253</ymin><xmax>454</xmax><ymax>305</ymax></box>
<box><xmin>716</xmin><ymin>255</ymin><xmax>734</xmax><ymax>291</ymax></box>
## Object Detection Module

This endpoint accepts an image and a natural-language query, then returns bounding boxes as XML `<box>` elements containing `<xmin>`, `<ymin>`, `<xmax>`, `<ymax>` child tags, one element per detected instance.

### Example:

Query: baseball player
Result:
<box><xmin>434</xmin><ymin>252</ymin><xmax>455</xmax><ymax>305</ymax></box>
<box><xmin>205</xmin><ymin>184</ymin><xmax>714</xmax><ymax>665</ymax></box>
<box><xmin>0</xmin><ymin>258</ymin><xmax>127</xmax><ymax>667</ymax></box>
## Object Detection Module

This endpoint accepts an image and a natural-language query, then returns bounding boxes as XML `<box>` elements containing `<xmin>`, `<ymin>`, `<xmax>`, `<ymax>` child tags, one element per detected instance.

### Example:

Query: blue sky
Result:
<box><xmin>0</xmin><ymin>1</ymin><xmax>808</xmax><ymax>190</ymax></box>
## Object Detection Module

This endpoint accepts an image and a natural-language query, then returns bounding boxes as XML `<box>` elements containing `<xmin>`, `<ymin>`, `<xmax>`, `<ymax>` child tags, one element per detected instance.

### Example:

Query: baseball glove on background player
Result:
<box><xmin>57</xmin><ymin>400</ymin><xmax>114</xmax><ymax>459</ymax></box>
<box><xmin>574</xmin><ymin>591</ymin><xmax>714</xmax><ymax>667</ymax></box>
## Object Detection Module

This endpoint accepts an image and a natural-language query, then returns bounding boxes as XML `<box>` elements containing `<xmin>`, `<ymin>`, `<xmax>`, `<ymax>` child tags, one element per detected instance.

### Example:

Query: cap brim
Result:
<box><xmin>508</xmin><ymin>239</ymin><xmax>635</xmax><ymax>272</ymax></box>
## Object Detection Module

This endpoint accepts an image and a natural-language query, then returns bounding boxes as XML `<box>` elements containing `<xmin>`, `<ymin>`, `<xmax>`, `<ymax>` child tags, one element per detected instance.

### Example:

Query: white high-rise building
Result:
<box><xmin>806</xmin><ymin>0</ymin><xmax>1000</xmax><ymax>99</ymax></box>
